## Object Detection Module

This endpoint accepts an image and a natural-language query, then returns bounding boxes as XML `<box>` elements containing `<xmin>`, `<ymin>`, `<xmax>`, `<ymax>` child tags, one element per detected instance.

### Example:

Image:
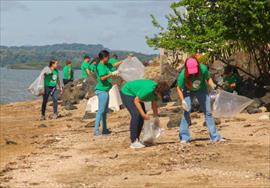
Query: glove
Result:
<box><xmin>210</xmin><ymin>83</ymin><xmax>217</xmax><ymax>90</ymax></box>
<box><xmin>111</xmin><ymin>70</ymin><xmax>119</xmax><ymax>76</ymax></box>
<box><xmin>181</xmin><ymin>100</ymin><xmax>190</xmax><ymax>112</ymax></box>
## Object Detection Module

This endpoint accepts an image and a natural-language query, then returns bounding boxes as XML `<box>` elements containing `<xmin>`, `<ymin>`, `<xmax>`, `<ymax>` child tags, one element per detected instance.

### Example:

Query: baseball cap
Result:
<box><xmin>186</xmin><ymin>58</ymin><xmax>199</xmax><ymax>74</ymax></box>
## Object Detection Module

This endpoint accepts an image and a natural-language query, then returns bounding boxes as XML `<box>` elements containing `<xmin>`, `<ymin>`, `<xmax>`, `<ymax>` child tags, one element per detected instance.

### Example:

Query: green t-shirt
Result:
<box><xmin>44</xmin><ymin>69</ymin><xmax>59</xmax><ymax>87</ymax></box>
<box><xmin>63</xmin><ymin>65</ymin><xmax>74</xmax><ymax>80</ymax></box>
<box><xmin>121</xmin><ymin>79</ymin><xmax>158</xmax><ymax>102</ymax></box>
<box><xmin>224</xmin><ymin>73</ymin><xmax>241</xmax><ymax>93</ymax></box>
<box><xmin>177</xmin><ymin>64</ymin><xmax>210</xmax><ymax>91</ymax></box>
<box><xmin>107</xmin><ymin>58</ymin><xmax>119</xmax><ymax>72</ymax></box>
<box><xmin>81</xmin><ymin>61</ymin><xmax>90</xmax><ymax>78</ymax></box>
<box><xmin>89</xmin><ymin>63</ymin><xmax>96</xmax><ymax>72</ymax></box>
<box><xmin>95</xmin><ymin>62</ymin><xmax>112</xmax><ymax>92</ymax></box>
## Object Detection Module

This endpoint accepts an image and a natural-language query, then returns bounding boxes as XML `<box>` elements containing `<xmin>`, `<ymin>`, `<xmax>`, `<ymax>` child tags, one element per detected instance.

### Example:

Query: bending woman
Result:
<box><xmin>177</xmin><ymin>56</ymin><xmax>224</xmax><ymax>143</ymax></box>
<box><xmin>120</xmin><ymin>79</ymin><xmax>169</xmax><ymax>149</ymax></box>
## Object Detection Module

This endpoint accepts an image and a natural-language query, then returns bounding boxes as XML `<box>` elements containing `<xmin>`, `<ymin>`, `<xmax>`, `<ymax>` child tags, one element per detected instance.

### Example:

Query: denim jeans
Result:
<box><xmin>41</xmin><ymin>86</ymin><xmax>58</xmax><ymax>116</ymax></box>
<box><xmin>179</xmin><ymin>89</ymin><xmax>221</xmax><ymax>142</ymax></box>
<box><xmin>120</xmin><ymin>92</ymin><xmax>146</xmax><ymax>142</ymax></box>
<box><xmin>94</xmin><ymin>90</ymin><xmax>109</xmax><ymax>132</ymax></box>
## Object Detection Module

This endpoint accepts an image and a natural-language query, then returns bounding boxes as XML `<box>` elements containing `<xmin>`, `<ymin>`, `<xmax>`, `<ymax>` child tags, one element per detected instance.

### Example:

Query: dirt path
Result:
<box><xmin>0</xmin><ymin>100</ymin><xmax>269</xmax><ymax>187</ymax></box>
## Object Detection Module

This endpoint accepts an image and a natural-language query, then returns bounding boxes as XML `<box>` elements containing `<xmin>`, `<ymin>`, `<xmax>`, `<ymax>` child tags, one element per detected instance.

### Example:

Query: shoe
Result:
<box><xmin>130</xmin><ymin>139</ymin><xmax>145</xmax><ymax>149</ymax></box>
<box><xmin>40</xmin><ymin>115</ymin><xmax>46</xmax><ymax>121</ymax></box>
<box><xmin>94</xmin><ymin>130</ymin><xmax>101</xmax><ymax>136</ymax></box>
<box><xmin>217</xmin><ymin>138</ymin><xmax>226</xmax><ymax>142</ymax></box>
<box><xmin>180</xmin><ymin>140</ymin><xmax>188</xmax><ymax>144</ymax></box>
<box><xmin>52</xmin><ymin>114</ymin><xmax>58</xmax><ymax>119</ymax></box>
<box><xmin>102</xmin><ymin>129</ymin><xmax>111</xmax><ymax>135</ymax></box>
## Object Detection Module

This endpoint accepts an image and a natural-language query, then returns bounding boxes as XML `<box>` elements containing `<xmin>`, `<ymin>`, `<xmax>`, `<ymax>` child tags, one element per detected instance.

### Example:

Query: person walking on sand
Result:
<box><xmin>40</xmin><ymin>60</ymin><xmax>62</xmax><ymax>120</ymax></box>
<box><xmin>63</xmin><ymin>60</ymin><xmax>74</xmax><ymax>85</ymax></box>
<box><xmin>177</xmin><ymin>56</ymin><xmax>224</xmax><ymax>143</ymax></box>
<box><xmin>120</xmin><ymin>79</ymin><xmax>169</xmax><ymax>149</ymax></box>
<box><xmin>94</xmin><ymin>50</ymin><xmax>118</xmax><ymax>136</ymax></box>
<box><xmin>81</xmin><ymin>55</ymin><xmax>91</xmax><ymax>79</ymax></box>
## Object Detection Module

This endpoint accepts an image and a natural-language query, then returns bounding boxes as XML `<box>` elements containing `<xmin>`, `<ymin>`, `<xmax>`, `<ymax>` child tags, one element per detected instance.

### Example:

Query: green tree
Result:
<box><xmin>147</xmin><ymin>0</ymin><xmax>270</xmax><ymax>82</ymax></box>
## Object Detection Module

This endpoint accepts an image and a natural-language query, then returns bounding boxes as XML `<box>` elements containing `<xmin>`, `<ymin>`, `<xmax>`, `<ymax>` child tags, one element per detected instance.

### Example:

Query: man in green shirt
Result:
<box><xmin>120</xmin><ymin>79</ymin><xmax>169</xmax><ymax>149</ymax></box>
<box><xmin>81</xmin><ymin>55</ymin><xmax>91</xmax><ymax>79</ymax></box>
<box><xmin>41</xmin><ymin>60</ymin><xmax>62</xmax><ymax>120</ymax></box>
<box><xmin>223</xmin><ymin>65</ymin><xmax>242</xmax><ymax>93</ymax></box>
<box><xmin>63</xmin><ymin>60</ymin><xmax>74</xmax><ymax>85</ymax></box>
<box><xmin>107</xmin><ymin>54</ymin><xmax>123</xmax><ymax>72</ymax></box>
<box><xmin>177</xmin><ymin>56</ymin><xmax>223</xmax><ymax>143</ymax></box>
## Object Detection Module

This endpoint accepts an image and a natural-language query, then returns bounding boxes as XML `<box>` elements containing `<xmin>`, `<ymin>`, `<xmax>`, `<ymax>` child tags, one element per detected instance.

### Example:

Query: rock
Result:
<box><xmin>62</xmin><ymin>78</ymin><xmax>96</xmax><ymax>106</ymax></box>
<box><xmin>258</xmin><ymin>114</ymin><xmax>270</xmax><ymax>121</ymax></box>
<box><xmin>83</xmin><ymin>112</ymin><xmax>96</xmax><ymax>119</ymax></box>
<box><xmin>167</xmin><ymin>116</ymin><xmax>180</xmax><ymax>128</ymax></box>
<box><xmin>265</xmin><ymin>103</ymin><xmax>270</xmax><ymax>112</ymax></box>
<box><xmin>243</xmin><ymin>124</ymin><xmax>251</xmax><ymax>127</ymax></box>
<box><xmin>38</xmin><ymin>124</ymin><xmax>47</xmax><ymax>128</ymax></box>
<box><xmin>109</xmin><ymin>154</ymin><xmax>118</xmax><ymax>159</ymax></box>
<box><xmin>246</xmin><ymin>106</ymin><xmax>262</xmax><ymax>114</ymax></box>
<box><xmin>215</xmin><ymin>118</ymin><xmax>221</xmax><ymax>125</ymax></box>
<box><xmin>5</xmin><ymin>139</ymin><xmax>17</xmax><ymax>145</ymax></box>
<box><xmin>66</xmin><ymin>124</ymin><xmax>72</xmax><ymax>128</ymax></box>
<box><xmin>259</xmin><ymin>106</ymin><xmax>267</xmax><ymax>113</ymax></box>
<box><xmin>248</xmin><ymin>99</ymin><xmax>262</xmax><ymax>108</ymax></box>
<box><xmin>260</xmin><ymin>92</ymin><xmax>270</xmax><ymax>105</ymax></box>
<box><xmin>64</xmin><ymin>104</ymin><xmax>78</xmax><ymax>111</ymax></box>
<box><xmin>85</xmin><ymin>123</ymin><xmax>94</xmax><ymax>128</ymax></box>
<box><xmin>190</xmin><ymin>113</ymin><xmax>200</xmax><ymax>119</ymax></box>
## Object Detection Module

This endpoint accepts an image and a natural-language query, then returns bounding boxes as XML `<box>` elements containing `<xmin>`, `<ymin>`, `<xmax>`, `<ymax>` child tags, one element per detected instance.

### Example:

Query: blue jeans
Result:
<box><xmin>94</xmin><ymin>90</ymin><xmax>109</xmax><ymax>132</ymax></box>
<box><xmin>41</xmin><ymin>86</ymin><xmax>58</xmax><ymax>116</ymax></box>
<box><xmin>179</xmin><ymin>89</ymin><xmax>221</xmax><ymax>142</ymax></box>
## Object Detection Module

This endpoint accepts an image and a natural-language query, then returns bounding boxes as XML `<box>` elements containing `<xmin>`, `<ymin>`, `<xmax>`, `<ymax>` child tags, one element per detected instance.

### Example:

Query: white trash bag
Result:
<box><xmin>118</xmin><ymin>56</ymin><xmax>145</xmax><ymax>81</ymax></box>
<box><xmin>143</xmin><ymin>117</ymin><xmax>163</xmax><ymax>144</ymax></box>
<box><xmin>85</xmin><ymin>85</ymin><xmax>123</xmax><ymax>113</ymax></box>
<box><xmin>28</xmin><ymin>66</ymin><xmax>52</xmax><ymax>96</ymax></box>
<box><xmin>212</xmin><ymin>89</ymin><xmax>253</xmax><ymax>118</ymax></box>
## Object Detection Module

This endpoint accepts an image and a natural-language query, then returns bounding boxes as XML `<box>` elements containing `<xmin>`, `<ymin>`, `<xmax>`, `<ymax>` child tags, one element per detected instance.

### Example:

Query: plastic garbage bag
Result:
<box><xmin>28</xmin><ymin>67</ymin><xmax>52</xmax><ymax>96</ymax></box>
<box><xmin>212</xmin><ymin>89</ymin><xmax>253</xmax><ymax>118</ymax></box>
<box><xmin>85</xmin><ymin>85</ymin><xmax>123</xmax><ymax>113</ymax></box>
<box><xmin>118</xmin><ymin>56</ymin><xmax>145</xmax><ymax>81</ymax></box>
<box><xmin>143</xmin><ymin>117</ymin><xmax>163</xmax><ymax>144</ymax></box>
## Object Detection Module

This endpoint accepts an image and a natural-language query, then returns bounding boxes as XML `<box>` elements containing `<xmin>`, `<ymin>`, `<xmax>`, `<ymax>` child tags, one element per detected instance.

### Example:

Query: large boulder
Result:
<box><xmin>62</xmin><ymin>77</ymin><xmax>96</xmax><ymax>106</ymax></box>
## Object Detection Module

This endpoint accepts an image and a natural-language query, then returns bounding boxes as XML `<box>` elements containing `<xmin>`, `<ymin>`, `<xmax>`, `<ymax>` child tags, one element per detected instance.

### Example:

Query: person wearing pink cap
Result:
<box><xmin>177</xmin><ymin>56</ymin><xmax>224</xmax><ymax>143</ymax></box>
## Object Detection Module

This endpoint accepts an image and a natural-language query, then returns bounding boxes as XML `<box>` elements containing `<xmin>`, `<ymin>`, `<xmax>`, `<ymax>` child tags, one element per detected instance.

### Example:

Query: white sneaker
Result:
<box><xmin>180</xmin><ymin>140</ymin><xmax>188</xmax><ymax>144</ymax></box>
<box><xmin>130</xmin><ymin>139</ymin><xmax>145</xmax><ymax>149</ymax></box>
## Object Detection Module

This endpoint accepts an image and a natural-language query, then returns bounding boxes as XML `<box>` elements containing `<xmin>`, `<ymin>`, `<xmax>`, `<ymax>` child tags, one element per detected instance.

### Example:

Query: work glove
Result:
<box><xmin>181</xmin><ymin>100</ymin><xmax>190</xmax><ymax>112</ymax></box>
<box><xmin>111</xmin><ymin>70</ymin><xmax>120</xmax><ymax>76</ymax></box>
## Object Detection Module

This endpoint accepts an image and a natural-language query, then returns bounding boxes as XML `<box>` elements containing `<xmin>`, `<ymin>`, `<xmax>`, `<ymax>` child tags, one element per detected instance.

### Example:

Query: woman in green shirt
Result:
<box><xmin>41</xmin><ymin>60</ymin><xmax>62</xmax><ymax>120</ymax></box>
<box><xmin>177</xmin><ymin>56</ymin><xmax>223</xmax><ymax>143</ymax></box>
<box><xmin>63</xmin><ymin>60</ymin><xmax>74</xmax><ymax>85</ymax></box>
<box><xmin>120</xmin><ymin>79</ymin><xmax>169</xmax><ymax>149</ymax></box>
<box><xmin>94</xmin><ymin>50</ymin><xmax>118</xmax><ymax>136</ymax></box>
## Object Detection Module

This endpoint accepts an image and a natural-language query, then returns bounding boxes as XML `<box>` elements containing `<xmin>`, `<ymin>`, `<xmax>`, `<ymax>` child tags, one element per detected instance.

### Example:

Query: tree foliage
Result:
<box><xmin>147</xmin><ymin>0</ymin><xmax>270</xmax><ymax>80</ymax></box>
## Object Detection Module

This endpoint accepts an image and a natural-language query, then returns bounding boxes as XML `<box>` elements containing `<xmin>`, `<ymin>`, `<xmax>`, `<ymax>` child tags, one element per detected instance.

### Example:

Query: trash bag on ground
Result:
<box><xmin>118</xmin><ymin>56</ymin><xmax>145</xmax><ymax>82</ymax></box>
<box><xmin>142</xmin><ymin>117</ymin><xmax>163</xmax><ymax>144</ymax></box>
<box><xmin>28</xmin><ymin>66</ymin><xmax>52</xmax><ymax>96</ymax></box>
<box><xmin>85</xmin><ymin>85</ymin><xmax>123</xmax><ymax>113</ymax></box>
<box><xmin>212</xmin><ymin>89</ymin><xmax>253</xmax><ymax>118</ymax></box>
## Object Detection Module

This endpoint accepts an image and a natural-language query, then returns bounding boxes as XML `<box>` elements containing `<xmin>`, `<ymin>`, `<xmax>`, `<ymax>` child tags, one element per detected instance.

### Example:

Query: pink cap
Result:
<box><xmin>186</xmin><ymin>58</ymin><xmax>198</xmax><ymax>74</ymax></box>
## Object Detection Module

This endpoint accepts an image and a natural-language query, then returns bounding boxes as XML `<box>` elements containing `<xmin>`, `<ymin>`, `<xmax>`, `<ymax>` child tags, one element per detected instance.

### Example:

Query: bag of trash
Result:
<box><xmin>142</xmin><ymin>117</ymin><xmax>163</xmax><ymax>144</ymax></box>
<box><xmin>212</xmin><ymin>89</ymin><xmax>253</xmax><ymax>118</ymax></box>
<box><xmin>118</xmin><ymin>56</ymin><xmax>145</xmax><ymax>82</ymax></box>
<box><xmin>85</xmin><ymin>85</ymin><xmax>123</xmax><ymax>113</ymax></box>
<box><xmin>28</xmin><ymin>67</ymin><xmax>52</xmax><ymax>96</ymax></box>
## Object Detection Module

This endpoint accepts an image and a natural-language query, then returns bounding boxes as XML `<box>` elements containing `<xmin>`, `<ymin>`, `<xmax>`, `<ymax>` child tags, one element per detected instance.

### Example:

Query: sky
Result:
<box><xmin>0</xmin><ymin>0</ymin><xmax>178</xmax><ymax>54</ymax></box>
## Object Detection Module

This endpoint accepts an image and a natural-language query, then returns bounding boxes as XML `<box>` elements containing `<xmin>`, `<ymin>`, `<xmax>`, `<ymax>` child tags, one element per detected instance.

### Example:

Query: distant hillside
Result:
<box><xmin>0</xmin><ymin>43</ymin><xmax>157</xmax><ymax>69</ymax></box>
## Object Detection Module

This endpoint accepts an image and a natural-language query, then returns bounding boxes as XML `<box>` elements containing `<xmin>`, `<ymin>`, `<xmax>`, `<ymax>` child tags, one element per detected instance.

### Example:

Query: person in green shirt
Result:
<box><xmin>120</xmin><ymin>79</ymin><xmax>169</xmax><ymax>149</ymax></box>
<box><xmin>223</xmin><ymin>65</ymin><xmax>242</xmax><ymax>93</ymax></box>
<box><xmin>41</xmin><ymin>60</ymin><xmax>62</xmax><ymax>120</ymax></box>
<box><xmin>107</xmin><ymin>54</ymin><xmax>123</xmax><ymax>72</ymax></box>
<box><xmin>177</xmin><ymin>56</ymin><xmax>223</xmax><ymax>143</ymax></box>
<box><xmin>63</xmin><ymin>60</ymin><xmax>74</xmax><ymax>85</ymax></box>
<box><xmin>94</xmin><ymin>50</ymin><xmax>118</xmax><ymax>136</ymax></box>
<box><xmin>81</xmin><ymin>55</ymin><xmax>91</xmax><ymax>79</ymax></box>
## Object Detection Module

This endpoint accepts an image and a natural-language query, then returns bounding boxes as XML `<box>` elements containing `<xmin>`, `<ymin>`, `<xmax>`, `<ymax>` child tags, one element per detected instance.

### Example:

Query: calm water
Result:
<box><xmin>0</xmin><ymin>68</ymin><xmax>81</xmax><ymax>104</ymax></box>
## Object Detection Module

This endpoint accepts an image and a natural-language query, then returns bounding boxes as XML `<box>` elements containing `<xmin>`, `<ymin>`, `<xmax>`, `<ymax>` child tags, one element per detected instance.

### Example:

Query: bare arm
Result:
<box><xmin>177</xmin><ymin>86</ymin><xmax>184</xmax><ymax>101</ymax></box>
<box><xmin>68</xmin><ymin>69</ymin><xmax>71</xmax><ymax>80</ymax></box>
<box><xmin>86</xmin><ymin>68</ymin><xmax>91</xmax><ymax>77</ymax></box>
<box><xmin>207</xmin><ymin>78</ymin><xmax>216</xmax><ymax>89</ymax></box>
<box><xmin>134</xmin><ymin>97</ymin><xmax>149</xmax><ymax>120</ymax></box>
<box><xmin>100</xmin><ymin>73</ymin><xmax>114</xmax><ymax>81</ymax></box>
<box><xmin>113</xmin><ymin>60</ymin><xmax>123</xmax><ymax>68</ymax></box>
<box><xmin>151</xmin><ymin>101</ymin><xmax>158</xmax><ymax>117</ymax></box>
